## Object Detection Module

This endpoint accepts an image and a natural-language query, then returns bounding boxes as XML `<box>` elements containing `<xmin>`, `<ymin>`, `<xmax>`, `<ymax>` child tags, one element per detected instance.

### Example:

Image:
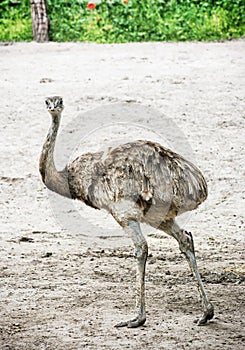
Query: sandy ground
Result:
<box><xmin>0</xmin><ymin>40</ymin><xmax>244</xmax><ymax>349</ymax></box>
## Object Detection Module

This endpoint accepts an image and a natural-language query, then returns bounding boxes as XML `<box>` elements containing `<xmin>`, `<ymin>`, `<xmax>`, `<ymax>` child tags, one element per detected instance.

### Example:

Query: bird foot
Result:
<box><xmin>194</xmin><ymin>303</ymin><xmax>214</xmax><ymax>326</ymax></box>
<box><xmin>115</xmin><ymin>316</ymin><xmax>146</xmax><ymax>328</ymax></box>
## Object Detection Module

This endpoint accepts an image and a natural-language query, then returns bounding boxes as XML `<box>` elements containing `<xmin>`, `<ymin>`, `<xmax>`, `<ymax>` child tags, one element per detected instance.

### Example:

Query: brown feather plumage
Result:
<box><xmin>67</xmin><ymin>140</ymin><xmax>207</xmax><ymax>226</ymax></box>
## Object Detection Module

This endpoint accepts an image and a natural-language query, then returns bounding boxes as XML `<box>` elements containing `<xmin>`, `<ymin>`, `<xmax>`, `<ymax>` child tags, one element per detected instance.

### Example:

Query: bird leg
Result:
<box><xmin>115</xmin><ymin>220</ymin><xmax>148</xmax><ymax>328</ymax></box>
<box><xmin>159</xmin><ymin>220</ymin><xmax>214</xmax><ymax>325</ymax></box>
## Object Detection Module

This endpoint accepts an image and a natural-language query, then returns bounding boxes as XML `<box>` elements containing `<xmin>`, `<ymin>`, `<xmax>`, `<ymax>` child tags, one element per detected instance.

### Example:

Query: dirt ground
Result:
<box><xmin>0</xmin><ymin>40</ymin><xmax>244</xmax><ymax>350</ymax></box>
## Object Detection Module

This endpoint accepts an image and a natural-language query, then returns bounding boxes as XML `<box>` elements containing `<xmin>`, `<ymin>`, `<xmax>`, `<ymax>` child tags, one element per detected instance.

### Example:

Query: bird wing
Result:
<box><xmin>103</xmin><ymin>140</ymin><xmax>207</xmax><ymax>213</ymax></box>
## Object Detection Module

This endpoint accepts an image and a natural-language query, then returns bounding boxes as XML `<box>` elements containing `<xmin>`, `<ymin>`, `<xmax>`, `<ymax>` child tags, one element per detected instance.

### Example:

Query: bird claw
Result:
<box><xmin>194</xmin><ymin>303</ymin><xmax>214</xmax><ymax>326</ymax></box>
<box><xmin>115</xmin><ymin>316</ymin><xmax>146</xmax><ymax>328</ymax></box>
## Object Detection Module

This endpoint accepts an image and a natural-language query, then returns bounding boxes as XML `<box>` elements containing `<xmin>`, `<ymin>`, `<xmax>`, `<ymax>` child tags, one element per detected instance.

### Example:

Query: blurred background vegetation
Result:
<box><xmin>0</xmin><ymin>0</ymin><xmax>245</xmax><ymax>42</ymax></box>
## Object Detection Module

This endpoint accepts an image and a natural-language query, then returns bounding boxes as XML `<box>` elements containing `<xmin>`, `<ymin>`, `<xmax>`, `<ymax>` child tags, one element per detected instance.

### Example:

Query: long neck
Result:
<box><xmin>39</xmin><ymin>114</ymin><xmax>71</xmax><ymax>198</ymax></box>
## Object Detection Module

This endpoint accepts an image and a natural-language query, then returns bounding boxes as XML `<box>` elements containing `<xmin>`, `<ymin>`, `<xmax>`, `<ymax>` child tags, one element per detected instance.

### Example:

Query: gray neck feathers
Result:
<box><xmin>39</xmin><ymin>115</ymin><xmax>71</xmax><ymax>198</ymax></box>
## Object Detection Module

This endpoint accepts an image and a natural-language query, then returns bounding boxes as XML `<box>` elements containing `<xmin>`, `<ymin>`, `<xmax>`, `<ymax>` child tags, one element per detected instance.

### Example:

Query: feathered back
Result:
<box><xmin>68</xmin><ymin>140</ymin><xmax>207</xmax><ymax>223</ymax></box>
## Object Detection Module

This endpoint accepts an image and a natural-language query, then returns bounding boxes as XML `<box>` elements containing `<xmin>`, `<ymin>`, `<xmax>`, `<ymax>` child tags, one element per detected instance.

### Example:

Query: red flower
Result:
<box><xmin>97</xmin><ymin>17</ymin><xmax>101</xmax><ymax>22</ymax></box>
<box><xmin>123</xmin><ymin>0</ymin><xmax>128</xmax><ymax>4</ymax></box>
<box><xmin>87</xmin><ymin>2</ymin><xmax>96</xmax><ymax>10</ymax></box>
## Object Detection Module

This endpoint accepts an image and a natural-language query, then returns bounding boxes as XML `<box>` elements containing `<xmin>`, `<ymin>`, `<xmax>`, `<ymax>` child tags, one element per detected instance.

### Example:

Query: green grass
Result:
<box><xmin>0</xmin><ymin>0</ymin><xmax>32</xmax><ymax>41</ymax></box>
<box><xmin>0</xmin><ymin>17</ymin><xmax>32</xmax><ymax>41</ymax></box>
<box><xmin>0</xmin><ymin>0</ymin><xmax>244</xmax><ymax>42</ymax></box>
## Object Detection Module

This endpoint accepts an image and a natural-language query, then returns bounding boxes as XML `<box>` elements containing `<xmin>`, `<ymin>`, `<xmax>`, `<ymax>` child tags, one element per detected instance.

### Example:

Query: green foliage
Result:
<box><xmin>0</xmin><ymin>0</ymin><xmax>245</xmax><ymax>42</ymax></box>
<box><xmin>0</xmin><ymin>0</ymin><xmax>32</xmax><ymax>41</ymax></box>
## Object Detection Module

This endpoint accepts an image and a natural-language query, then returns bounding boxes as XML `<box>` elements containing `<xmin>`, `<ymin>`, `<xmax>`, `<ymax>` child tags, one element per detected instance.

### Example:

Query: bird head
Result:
<box><xmin>45</xmin><ymin>96</ymin><xmax>64</xmax><ymax>117</ymax></box>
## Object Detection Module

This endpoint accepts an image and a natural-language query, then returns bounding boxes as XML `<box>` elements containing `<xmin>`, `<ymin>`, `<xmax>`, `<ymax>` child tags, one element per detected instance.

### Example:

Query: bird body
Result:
<box><xmin>40</xmin><ymin>96</ymin><xmax>214</xmax><ymax>328</ymax></box>
<box><xmin>68</xmin><ymin>140</ymin><xmax>207</xmax><ymax>227</ymax></box>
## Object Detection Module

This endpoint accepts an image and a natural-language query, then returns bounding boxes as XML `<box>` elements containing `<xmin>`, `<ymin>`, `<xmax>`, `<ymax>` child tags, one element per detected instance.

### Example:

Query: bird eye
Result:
<box><xmin>45</xmin><ymin>100</ymin><xmax>49</xmax><ymax>106</ymax></box>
